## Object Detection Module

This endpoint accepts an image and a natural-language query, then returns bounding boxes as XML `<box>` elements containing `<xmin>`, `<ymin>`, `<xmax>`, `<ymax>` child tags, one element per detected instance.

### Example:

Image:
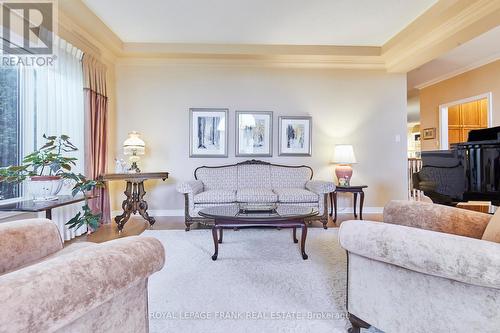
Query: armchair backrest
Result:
<box><xmin>0</xmin><ymin>218</ymin><xmax>63</xmax><ymax>275</ymax></box>
<box><xmin>383</xmin><ymin>200</ymin><xmax>491</xmax><ymax>239</ymax></box>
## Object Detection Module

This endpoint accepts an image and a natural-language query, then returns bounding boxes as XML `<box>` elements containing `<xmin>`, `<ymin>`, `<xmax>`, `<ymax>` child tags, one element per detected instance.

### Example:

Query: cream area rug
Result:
<box><xmin>144</xmin><ymin>228</ymin><xmax>354</xmax><ymax>333</ymax></box>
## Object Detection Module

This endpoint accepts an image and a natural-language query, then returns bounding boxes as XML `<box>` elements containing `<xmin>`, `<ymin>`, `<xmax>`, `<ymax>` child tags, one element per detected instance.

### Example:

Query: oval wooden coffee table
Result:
<box><xmin>199</xmin><ymin>205</ymin><xmax>318</xmax><ymax>261</ymax></box>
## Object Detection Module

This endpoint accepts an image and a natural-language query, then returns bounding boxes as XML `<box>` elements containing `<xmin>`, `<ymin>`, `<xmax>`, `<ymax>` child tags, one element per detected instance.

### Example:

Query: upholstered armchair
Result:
<box><xmin>339</xmin><ymin>200</ymin><xmax>500</xmax><ymax>333</ymax></box>
<box><xmin>0</xmin><ymin>218</ymin><xmax>165</xmax><ymax>333</ymax></box>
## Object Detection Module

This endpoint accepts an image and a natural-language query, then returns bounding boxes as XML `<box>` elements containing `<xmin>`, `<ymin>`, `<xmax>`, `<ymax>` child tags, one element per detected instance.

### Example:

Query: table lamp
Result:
<box><xmin>332</xmin><ymin>144</ymin><xmax>357</xmax><ymax>186</ymax></box>
<box><xmin>123</xmin><ymin>131</ymin><xmax>145</xmax><ymax>173</ymax></box>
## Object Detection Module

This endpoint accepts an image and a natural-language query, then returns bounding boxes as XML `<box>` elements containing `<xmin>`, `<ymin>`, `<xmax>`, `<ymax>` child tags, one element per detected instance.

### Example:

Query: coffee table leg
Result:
<box><xmin>300</xmin><ymin>223</ymin><xmax>308</xmax><ymax>260</ymax></box>
<box><xmin>219</xmin><ymin>227</ymin><xmax>223</xmax><ymax>243</ymax></box>
<box><xmin>211</xmin><ymin>225</ymin><xmax>219</xmax><ymax>261</ymax></box>
<box><xmin>292</xmin><ymin>227</ymin><xmax>298</xmax><ymax>243</ymax></box>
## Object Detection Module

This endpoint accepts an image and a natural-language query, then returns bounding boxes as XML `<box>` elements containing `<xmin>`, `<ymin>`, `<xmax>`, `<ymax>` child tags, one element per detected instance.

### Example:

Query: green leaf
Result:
<box><xmin>65</xmin><ymin>212</ymin><xmax>81</xmax><ymax>226</ymax></box>
<box><xmin>40</xmin><ymin>141</ymin><xmax>55</xmax><ymax>150</ymax></box>
<box><xmin>71</xmin><ymin>187</ymin><xmax>80</xmax><ymax>197</ymax></box>
<box><xmin>9</xmin><ymin>165</ymin><xmax>27</xmax><ymax>171</ymax></box>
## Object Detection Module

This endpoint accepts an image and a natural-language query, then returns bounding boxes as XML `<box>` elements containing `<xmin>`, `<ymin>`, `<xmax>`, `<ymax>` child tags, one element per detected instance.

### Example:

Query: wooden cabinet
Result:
<box><xmin>479</xmin><ymin>98</ymin><xmax>488</xmax><ymax>126</ymax></box>
<box><xmin>448</xmin><ymin>98</ymin><xmax>488</xmax><ymax>147</ymax></box>
<box><xmin>461</xmin><ymin>101</ymin><xmax>477</xmax><ymax>126</ymax></box>
<box><xmin>448</xmin><ymin>105</ymin><xmax>461</xmax><ymax>126</ymax></box>
<box><xmin>448</xmin><ymin>128</ymin><xmax>462</xmax><ymax>145</ymax></box>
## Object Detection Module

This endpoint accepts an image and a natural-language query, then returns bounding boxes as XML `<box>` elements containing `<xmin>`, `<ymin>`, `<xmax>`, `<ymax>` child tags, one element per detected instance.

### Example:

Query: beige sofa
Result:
<box><xmin>177</xmin><ymin>160</ymin><xmax>335</xmax><ymax>230</ymax></box>
<box><xmin>0</xmin><ymin>218</ymin><xmax>165</xmax><ymax>333</ymax></box>
<box><xmin>339</xmin><ymin>200</ymin><xmax>500</xmax><ymax>333</ymax></box>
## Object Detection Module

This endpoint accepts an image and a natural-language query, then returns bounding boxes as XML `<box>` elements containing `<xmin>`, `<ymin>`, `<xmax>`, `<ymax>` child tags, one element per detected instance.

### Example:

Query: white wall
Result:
<box><xmin>114</xmin><ymin>63</ymin><xmax>407</xmax><ymax>213</ymax></box>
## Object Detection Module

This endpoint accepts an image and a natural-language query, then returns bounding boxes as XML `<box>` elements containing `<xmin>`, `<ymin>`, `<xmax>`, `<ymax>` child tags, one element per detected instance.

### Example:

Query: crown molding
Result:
<box><xmin>116</xmin><ymin>44</ymin><xmax>385</xmax><ymax>69</ymax></box>
<box><xmin>58</xmin><ymin>0</ymin><xmax>122</xmax><ymax>63</ymax></box>
<box><xmin>415</xmin><ymin>54</ymin><xmax>500</xmax><ymax>90</ymax></box>
<box><xmin>121</xmin><ymin>43</ymin><xmax>381</xmax><ymax>57</ymax></box>
<box><xmin>116</xmin><ymin>56</ymin><xmax>386</xmax><ymax>70</ymax></box>
<box><xmin>59</xmin><ymin>0</ymin><xmax>500</xmax><ymax>72</ymax></box>
<box><xmin>383</xmin><ymin>0</ymin><xmax>500</xmax><ymax>73</ymax></box>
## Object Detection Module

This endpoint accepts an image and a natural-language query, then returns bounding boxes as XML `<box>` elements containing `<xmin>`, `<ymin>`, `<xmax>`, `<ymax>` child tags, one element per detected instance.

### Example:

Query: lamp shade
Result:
<box><xmin>332</xmin><ymin>144</ymin><xmax>357</xmax><ymax>164</ymax></box>
<box><xmin>123</xmin><ymin>131</ymin><xmax>145</xmax><ymax>156</ymax></box>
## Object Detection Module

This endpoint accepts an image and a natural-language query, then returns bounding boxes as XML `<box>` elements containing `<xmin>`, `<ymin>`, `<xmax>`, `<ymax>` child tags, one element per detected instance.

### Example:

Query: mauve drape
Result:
<box><xmin>82</xmin><ymin>54</ymin><xmax>111</xmax><ymax>224</ymax></box>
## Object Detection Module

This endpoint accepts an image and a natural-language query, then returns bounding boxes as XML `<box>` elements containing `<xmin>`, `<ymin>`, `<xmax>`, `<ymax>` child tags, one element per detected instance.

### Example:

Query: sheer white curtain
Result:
<box><xmin>20</xmin><ymin>38</ymin><xmax>86</xmax><ymax>240</ymax></box>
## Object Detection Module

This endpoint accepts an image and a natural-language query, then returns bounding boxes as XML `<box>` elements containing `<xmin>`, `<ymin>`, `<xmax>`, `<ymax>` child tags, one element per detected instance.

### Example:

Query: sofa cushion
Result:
<box><xmin>237</xmin><ymin>188</ymin><xmax>277</xmax><ymax>203</ymax></box>
<box><xmin>194</xmin><ymin>190</ymin><xmax>236</xmax><ymax>204</ymax></box>
<box><xmin>195</xmin><ymin>166</ymin><xmax>237</xmax><ymax>191</ymax></box>
<box><xmin>274</xmin><ymin>188</ymin><xmax>318</xmax><ymax>203</ymax></box>
<box><xmin>271</xmin><ymin>165</ymin><xmax>311</xmax><ymax>189</ymax></box>
<box><xmin>237</xmin><ymin>164</ymin><xmax>272</xmax><ymax>189</ymax></box>
<box><xmin>482</xmin><ymin>209</ymin><xmax>500</xmax><ymax>243</ymax></box>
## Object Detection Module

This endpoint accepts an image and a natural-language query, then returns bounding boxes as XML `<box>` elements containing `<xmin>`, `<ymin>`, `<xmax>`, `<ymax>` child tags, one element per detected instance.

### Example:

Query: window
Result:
<box><xmin>0</xmin><ymin>39</ymin><xmax>84</xmax><ymax>204</ymax></box>
<box><xmin>0</xmin><ymin>67</ymin><xmax>20</xmax><ymax>200</ymax></box>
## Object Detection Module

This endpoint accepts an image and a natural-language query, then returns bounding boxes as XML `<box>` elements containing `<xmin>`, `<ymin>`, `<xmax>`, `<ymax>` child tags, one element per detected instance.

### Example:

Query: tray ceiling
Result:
<box><xmin>82</xmin><ymin>0</ymin><xmax>437</xmax><ymax>46</ymax></box>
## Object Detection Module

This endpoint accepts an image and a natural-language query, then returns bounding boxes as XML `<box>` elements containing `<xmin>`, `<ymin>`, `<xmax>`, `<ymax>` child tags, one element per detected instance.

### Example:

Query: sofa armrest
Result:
<box><xmin>0</xmin><ymin>236</ymin><xmax>165</xmax><ymax>332</ymax></box>
<box><xmin>305</xmin><ymin>180</ymin><xmax>335</xmax><ymax>194</ymax></box>
<box><xmin>339</xmin><ymin>220</ymin><xmax>500</xmax><ymax>289</ymax></box>
<box><xmin>176</xmin><ymin>180</ymin><xmax>204</xmax><ymax>195</ymax></box>
<box><xmin>0</xmin><ymin>218</ymin><xmax>63</xmax><ymax>275</ymax></box>
<box><xmin>383</xmin><ymin>200</ymin><xmax>491</xmax><ymax>239</ymax></box>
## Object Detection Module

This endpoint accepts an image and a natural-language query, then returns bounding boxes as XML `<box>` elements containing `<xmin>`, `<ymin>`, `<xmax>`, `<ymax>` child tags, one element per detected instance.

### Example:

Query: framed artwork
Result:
<box><xmin>189</xmin><ymin>108</ymin><xmax>228</xmax><ymax>157</ymax></box>
<box><xmin>235</xmin><ymin>111</ymin><xmax>273</xmax><ymax>157</ymax></box>
<box><xmin>422</xmin><ymin>128</ymin><xmax>436</xmax><ymax>140</ymax></box>
<box><xmin>278</xmin><ymin>116</ymin><xmax>312</xmax><ymax>156</ymax></box>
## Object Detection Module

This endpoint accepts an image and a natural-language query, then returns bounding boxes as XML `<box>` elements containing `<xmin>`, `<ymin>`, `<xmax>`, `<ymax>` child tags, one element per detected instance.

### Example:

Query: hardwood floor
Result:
<box><xmin>71</xmin><ymin>213</ymin><xmax>383</xmax><ymax>244</ymax></box>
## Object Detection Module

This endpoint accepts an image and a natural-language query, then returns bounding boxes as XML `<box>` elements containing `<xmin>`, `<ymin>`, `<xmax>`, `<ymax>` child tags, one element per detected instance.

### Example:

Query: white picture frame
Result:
<box><xmin>235</xmin><ymin>111</ymin><xmax>273</xmax><ymax>157</ymax></box>
<box><xmin>189</xmin><ymin>108</ymin><xmax>228</xmax><ymax>158</ymax></box>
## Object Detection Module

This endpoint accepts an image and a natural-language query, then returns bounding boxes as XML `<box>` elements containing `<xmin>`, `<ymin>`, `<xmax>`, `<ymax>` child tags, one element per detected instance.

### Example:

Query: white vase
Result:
<box><xmin>28</xmin><ymin>176</ymin><xmax>63</xmax><ymax>201</ymax></box>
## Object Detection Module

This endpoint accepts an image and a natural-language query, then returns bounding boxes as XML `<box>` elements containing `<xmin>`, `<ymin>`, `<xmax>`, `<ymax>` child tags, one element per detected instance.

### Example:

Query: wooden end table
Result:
<box><xmin>99</xmin><ymin>172</ymin><xmax>169</xmax><ymax>232</ymax></box>
<box><xmin>330</xmin><ymin>185</ymin><xmax>368</xmax><ymax>223</ymax></box>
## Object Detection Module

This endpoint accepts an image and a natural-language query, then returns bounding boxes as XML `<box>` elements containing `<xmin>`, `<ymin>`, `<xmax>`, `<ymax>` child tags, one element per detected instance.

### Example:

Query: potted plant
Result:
<box><xmin>0</xmin><ymin>134</ymin><xmax>78</xmax><ymax>200</ymax></box>
<box><xmin>0</xmin><ymin>134</ymin><xmax>104</xmax><ymax>232</ymax></box>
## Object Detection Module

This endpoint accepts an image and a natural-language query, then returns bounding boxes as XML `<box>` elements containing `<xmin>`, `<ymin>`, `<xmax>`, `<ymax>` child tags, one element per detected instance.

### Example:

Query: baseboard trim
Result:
<box><xmin>335</xmin><ymin>207</ymin><xmax>383</xmax><ymax>214</ymax></box>
<box><xmin>112</xmin><ymin>207</ymin><xmax>383</xmax><ymax>217</ymax></box>
<box><xmin>111</xmin><ymin>209</ymin><xmax>185</xmax><ymax>217</ymax></box>
<box><xmin>360</xmin><ymin>207</ymin><xmax>384</xmax><ymax>214</ymax></box>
